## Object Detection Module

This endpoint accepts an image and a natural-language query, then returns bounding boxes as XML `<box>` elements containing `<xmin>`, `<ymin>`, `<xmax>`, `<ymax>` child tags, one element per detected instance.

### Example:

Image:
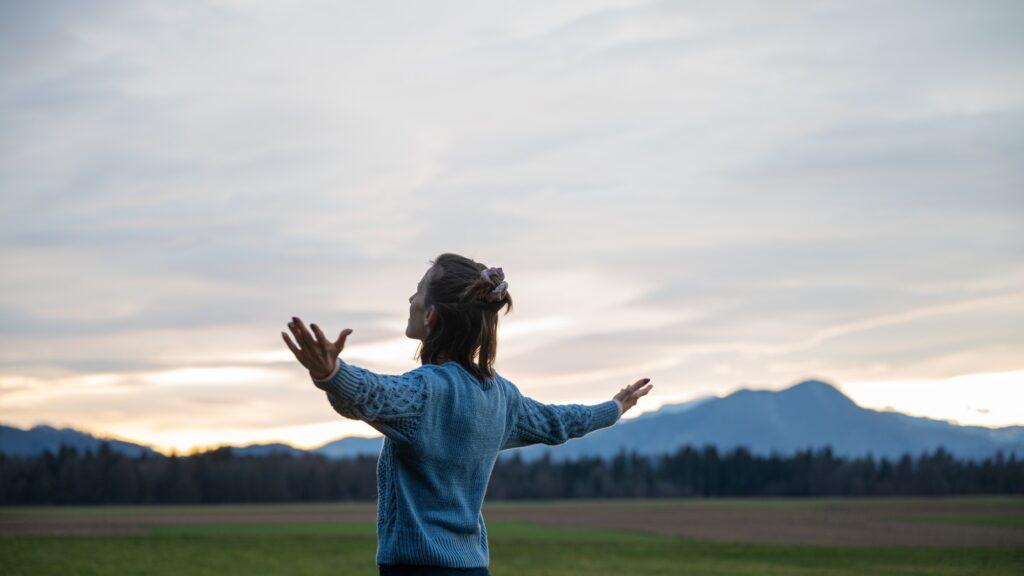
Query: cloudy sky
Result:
<box><xmin>1</xmin><ymin>0</ymin><xmax>1022</xmax><ymax>454</ymax></box>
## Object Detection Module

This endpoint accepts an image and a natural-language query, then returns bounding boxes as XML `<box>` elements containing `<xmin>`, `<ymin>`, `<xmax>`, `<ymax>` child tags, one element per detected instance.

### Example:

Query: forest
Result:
<box><xmin>1</xmin><ymin>443</ymin><xmax>1021</xmax><ymax>505</ymax></box>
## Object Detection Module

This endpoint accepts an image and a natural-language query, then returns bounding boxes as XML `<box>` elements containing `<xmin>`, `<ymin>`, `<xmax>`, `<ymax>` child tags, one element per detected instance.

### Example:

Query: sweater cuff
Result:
<box><xmin>590</xmin><ymin>399</ymin><xmax>622</xmax><ymax>431</ymax></box>
<box><xmin>312</xmin><ymin>358</ymin><xmax>341</xmax><ymax>385</ymax></box>
<box><xmin>313</xmin><ymin>359</ymin><xmax>364</xmax><ymax>401</ymax></box>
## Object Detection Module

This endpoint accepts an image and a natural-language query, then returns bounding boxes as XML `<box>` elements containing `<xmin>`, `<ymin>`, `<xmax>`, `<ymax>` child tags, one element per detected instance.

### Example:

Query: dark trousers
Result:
<box><xmin>378</xmin><ymin>564</ymin><xmax>491</xmax><ymax>576</ymax></box>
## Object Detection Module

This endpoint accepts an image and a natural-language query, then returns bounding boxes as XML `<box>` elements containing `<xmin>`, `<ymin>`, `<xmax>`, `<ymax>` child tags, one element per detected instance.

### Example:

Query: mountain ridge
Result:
<box><xmin>505</xmin><ymin>379</ymin><xmax>1023</xmax><ymax>462</ymax></box>
<box><xmin>4</xmin><ymin>379</ymin><xmax>1021</xmax><ymax>461</ymax></box>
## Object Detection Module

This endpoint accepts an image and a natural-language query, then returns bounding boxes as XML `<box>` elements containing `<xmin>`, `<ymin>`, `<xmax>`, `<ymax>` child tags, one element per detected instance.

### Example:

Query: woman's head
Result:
<box><xmin>406</xmin><ymin>253</ymin><xmax>513</xmax><ymax>380</ymax></box>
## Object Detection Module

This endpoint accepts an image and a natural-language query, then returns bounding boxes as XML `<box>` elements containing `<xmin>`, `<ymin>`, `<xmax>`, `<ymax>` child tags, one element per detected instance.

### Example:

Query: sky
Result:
<box><xmin>1</xmin><ymin>0</ymin><xmax>1022</xmax><ymax>454</ymax></box>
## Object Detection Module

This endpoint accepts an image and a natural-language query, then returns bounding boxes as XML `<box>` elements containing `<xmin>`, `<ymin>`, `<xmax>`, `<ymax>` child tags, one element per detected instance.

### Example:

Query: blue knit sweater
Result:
<box><xmin>311</xmin><ymin>357</ymin><xmax>622</xmax><ymax>568</ymax></box>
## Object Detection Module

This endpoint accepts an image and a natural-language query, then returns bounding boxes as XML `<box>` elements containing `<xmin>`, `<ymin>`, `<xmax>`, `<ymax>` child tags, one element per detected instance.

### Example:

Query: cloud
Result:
<box><xmin>1</xmin><ymin>0</ymin><xmax>1022</xmax><ymax>447</ymax></box>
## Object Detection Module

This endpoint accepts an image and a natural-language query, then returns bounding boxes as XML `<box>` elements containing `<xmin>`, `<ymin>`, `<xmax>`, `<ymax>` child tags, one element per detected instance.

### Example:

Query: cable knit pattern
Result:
<box><xmin>311</xmin><ymin>358</ymin><xmax>621</xmax><ymax>569</ymax></box>
<box><xmin>502</xmin><ymin>395</ymin><xmax>620</xmax><ymax>449</ymax></box>
<box><xmin>315</xmin><ymin>358</ymin><xmax>429</xmax><ymax>444</ymax></box>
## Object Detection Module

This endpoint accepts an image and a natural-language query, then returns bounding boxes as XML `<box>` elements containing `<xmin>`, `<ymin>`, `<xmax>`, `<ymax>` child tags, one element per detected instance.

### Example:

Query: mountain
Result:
<box><xmin>5</xmin><ymin>379</ymin><xmax>1021</xmax><ymax>462</ymax></box>
<box><xmin>0</xmin><ymin>424</ymin><xmax>160</xmax><ymax>458</ymax></box>
<box><xmin>631</xmin><ymin>394</ymin><xmax>715</xmax><ymax>421</ymax></box>
<box><xmin>498</xmin><ymin>379</ymin><xmax>1024</xmax><ymax>462</ymax></box>
<box><xmin>228</xmin><ymin>443</ymin><xmax>309</xmax><ymax>457</ymax></box>
<box><xmin>313</xmin><ymin>435</ymin><xmax>384</xmax><ymax>459</ymax></box>
<box><xmin>0</xmin><ymin>423</ymin><xmax>383</xmax><ymax>460</ymax></box>
<box><xmin>218</xmin><ymin>438</ymin><xmax>385</xmax><ymax>459</ymax></box>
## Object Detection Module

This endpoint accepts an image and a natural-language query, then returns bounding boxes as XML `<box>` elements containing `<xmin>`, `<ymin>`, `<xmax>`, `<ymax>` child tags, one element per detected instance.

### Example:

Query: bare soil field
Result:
<box><xmin>2</xmin><ymin>497</ymin><xmax>1021</xmax><ymax>547</ymax></box>
<box><xmin>486</xmin><ymin>497</ymin><xmax>1024</xmax><ymax>547</ymax></box>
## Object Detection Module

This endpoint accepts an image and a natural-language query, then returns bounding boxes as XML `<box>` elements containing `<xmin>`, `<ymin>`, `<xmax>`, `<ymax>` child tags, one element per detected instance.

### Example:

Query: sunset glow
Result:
<box><xmin>1</xmin><ymin>1</ymin><xmax>1021</xmax><ymax>455</ymax></box>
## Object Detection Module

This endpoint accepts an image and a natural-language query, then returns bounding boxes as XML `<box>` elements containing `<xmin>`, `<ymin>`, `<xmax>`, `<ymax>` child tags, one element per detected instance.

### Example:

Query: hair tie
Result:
<box><xmin>480</xmin><ymin>267</ymin><xmax>508</xmax><ymax>303</ymax></box>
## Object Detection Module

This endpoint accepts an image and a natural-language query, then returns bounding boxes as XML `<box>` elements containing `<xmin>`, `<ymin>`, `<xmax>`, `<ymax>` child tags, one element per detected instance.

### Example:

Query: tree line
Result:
<box><xmin>1</xmin><ymin>443</ymin><xmax>1020</xmax><ymax>505</ymax></box>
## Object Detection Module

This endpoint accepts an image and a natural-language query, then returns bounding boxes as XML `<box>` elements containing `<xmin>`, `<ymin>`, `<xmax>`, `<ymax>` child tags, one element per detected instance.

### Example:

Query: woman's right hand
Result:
<box><xmin>282</xmin><ymin>317</ymin><xmax>353</xmax><ymax>380</ymax></box>
<box><xmin>614</xmin><ymin>378</ymin><xmax>653</xmax><ymax>416</ymax></box>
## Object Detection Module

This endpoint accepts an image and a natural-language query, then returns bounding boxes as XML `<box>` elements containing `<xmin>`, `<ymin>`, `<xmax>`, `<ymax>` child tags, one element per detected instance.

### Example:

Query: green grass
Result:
<box><xmin>0</xmin><ymin>502</ymin><xmax>376</xmax><ymax>516</ymax></box>
<box><xmin>2</xmin><ymin>520</ymin><xmax>1022</xmax><ymax>576</ymax></box>
<box><xmin>608</xmin><ymin>495</ymin><xmax>1024</xmax><ymax>511</ymax></box>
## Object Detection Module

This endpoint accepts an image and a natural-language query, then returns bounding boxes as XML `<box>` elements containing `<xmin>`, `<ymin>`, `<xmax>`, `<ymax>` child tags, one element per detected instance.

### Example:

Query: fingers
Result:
<box><xmin>629</xmin><ymin>383</ymin><xmax>653</xmax><ymax>398</ymax></box>
<box><xmin>333</xmin><ymin>328</ymin><xmax>353</xmax><ymax>352</ymax></box>
<box><xmin>313</xmin><ymin>324</ymin><xmax>353</xmax><ymax>356</ymax></box>
<box><xmin>288</xmin><ymin>317</ymin><xmax>318</xmax><ymax>352</ymax></box>
<box><xmin>626</xmin><ymin>379</ymin><xmax>650</xmax><ymax>398</ymax></box>
<box><xmin>310</xmin><ymin>323</ymin><xmax>330</xmax><ymax>353</ymax></box>
<box><xmin>616</xmin><ymin>378</ymin><xmax>653</xmax><ymax>413</ymax></box>
<box><xmin>617</xmin><ymin>378</ymin><xmax>646</xmax><ymax>397</ymax></box>
<box><xmin>625</xmin><ymin>382</ymin><xmax>653</xmax><ymax>407</ymax></box>
<box><xmin>287</xmin><ymin>317</ymin><xmax>353</xmax><ymax>362</ymax></box>
<box><xmin>281</xmin><ymin>331</ymin><xmax>303</xmax><ymax>362</ymax></box>
<box><xmin>630</xmin><ymin>378</ymin><xmax>651</xmax><ymax>391</ymax></box>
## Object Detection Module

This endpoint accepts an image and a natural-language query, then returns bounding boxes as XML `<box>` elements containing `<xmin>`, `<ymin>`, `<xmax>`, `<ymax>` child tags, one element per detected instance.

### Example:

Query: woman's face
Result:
<box><xmin>405</xmin><ymin>265</ymin><xmax>437</xmax><ymax>341</ymax></box>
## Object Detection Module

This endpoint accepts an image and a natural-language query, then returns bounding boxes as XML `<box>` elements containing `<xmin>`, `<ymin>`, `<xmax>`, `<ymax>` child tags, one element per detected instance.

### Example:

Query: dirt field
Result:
<box><xmin>2</xmin><ymin>497</ymin><xmax>1022</xmax><ymax>547</ymax></box>
<box><xmin>487</xmin><ymin>497</ymin><xmax>1024</xmax><ymax>547</ymax></box>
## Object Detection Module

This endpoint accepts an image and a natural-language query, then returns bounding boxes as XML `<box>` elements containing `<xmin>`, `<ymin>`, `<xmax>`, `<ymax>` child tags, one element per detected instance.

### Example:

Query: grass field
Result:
<box><xmin>2</xmin><ymin>497</ymin><xmax>1022</xmax><ymax>575</ymax></box>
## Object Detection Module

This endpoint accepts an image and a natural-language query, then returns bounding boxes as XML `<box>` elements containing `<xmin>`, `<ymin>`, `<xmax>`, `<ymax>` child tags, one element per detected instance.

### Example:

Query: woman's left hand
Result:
<box><xmin>613</xmin><ymin>378</ymin><xmax>654</xmax><ymax>416</ymax></box>
<box><xmin>282</xmin><ymin>316</ymin><xmax>353</xmax><ymax>380</ymax></box>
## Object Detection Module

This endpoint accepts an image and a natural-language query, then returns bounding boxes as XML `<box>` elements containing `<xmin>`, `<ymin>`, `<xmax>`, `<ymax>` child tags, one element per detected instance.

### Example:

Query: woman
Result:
<box><xmin>282</xmin><ymin>253</ymin><xmax>654</xmax><ymax>576</ymax></box>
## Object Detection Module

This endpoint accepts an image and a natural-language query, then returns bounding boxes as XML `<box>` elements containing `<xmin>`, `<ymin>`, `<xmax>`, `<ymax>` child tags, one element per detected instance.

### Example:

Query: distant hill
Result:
<box><xmin>0</xmin><ymin>424</ymin><xmax>386</xmax><ymax>459</ymax></box>
<box><xmin>4</xmin><ymin>379</ymin><xmax>1022</xmax><ymax>462</ymax></box>
<box><xmin>499</xmin><ymin>379</ymin><xmax>1024</xmax><ymax>462</ymax></box>
<box><xmin>0</xmin><ymin>424</ymin><xmax>159</xmax><ymax>458</ymax></box>
<box><xmin>313</xmin><ymin>435</ymin><xmax>384</xmax><ymax>459</ymax></box>
<box><xmin>228</xmin><ymin>443</ymin><xmax>309</xmax><ymax>457</ymax></box>
<box><xmin>631</xmin><ymin>394</ymin><xmax>715</xmax><ymax>421</ymax></box>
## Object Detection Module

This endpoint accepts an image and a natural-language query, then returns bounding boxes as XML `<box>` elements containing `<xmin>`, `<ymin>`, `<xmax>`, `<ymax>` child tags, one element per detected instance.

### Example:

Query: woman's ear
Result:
<box><xmin>424</xmin><ymin>305</ymin><xmax>437</xmax><ymax>329</ymax></box>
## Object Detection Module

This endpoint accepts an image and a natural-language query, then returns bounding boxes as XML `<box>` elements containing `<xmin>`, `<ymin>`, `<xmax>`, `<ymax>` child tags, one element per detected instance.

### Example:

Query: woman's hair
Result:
<box><xmin>416</xmin><ymin>252</ymin><xmax>513</xmax><ymax>380</ymax></box>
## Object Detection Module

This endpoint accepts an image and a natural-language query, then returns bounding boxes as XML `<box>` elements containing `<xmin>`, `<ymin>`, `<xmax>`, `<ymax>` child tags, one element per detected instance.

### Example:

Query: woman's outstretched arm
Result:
<box><xmin>500</xmin><ymin>378</ymin><xmax>652</xmax><ymax>450</ymax></box>
<box><xmin>312</xmin><ymin>357</ymin><xmax>429</xmax><ymax>444</ymax></box>
<box><xmin>501</xmin><ymin>395</ymin><xmax>620</xmax><ymax>449</ymax></box>
<box><xmin>283</xmin><ymin>317</ymin><xmax>428</xmax><ymax>444</ymax></box>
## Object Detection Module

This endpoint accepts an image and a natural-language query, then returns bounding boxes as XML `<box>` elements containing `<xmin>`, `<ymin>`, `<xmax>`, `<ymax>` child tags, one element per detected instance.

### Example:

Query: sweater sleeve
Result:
<box><xmin>311</xmin><ymin>357</ymin><xmax>429</xmax><ymax>445</ymax></box>
<box><xmin>501</xmin><ymin>390</ymin><xmax>622</xmax><ymax>450</ymax></box>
